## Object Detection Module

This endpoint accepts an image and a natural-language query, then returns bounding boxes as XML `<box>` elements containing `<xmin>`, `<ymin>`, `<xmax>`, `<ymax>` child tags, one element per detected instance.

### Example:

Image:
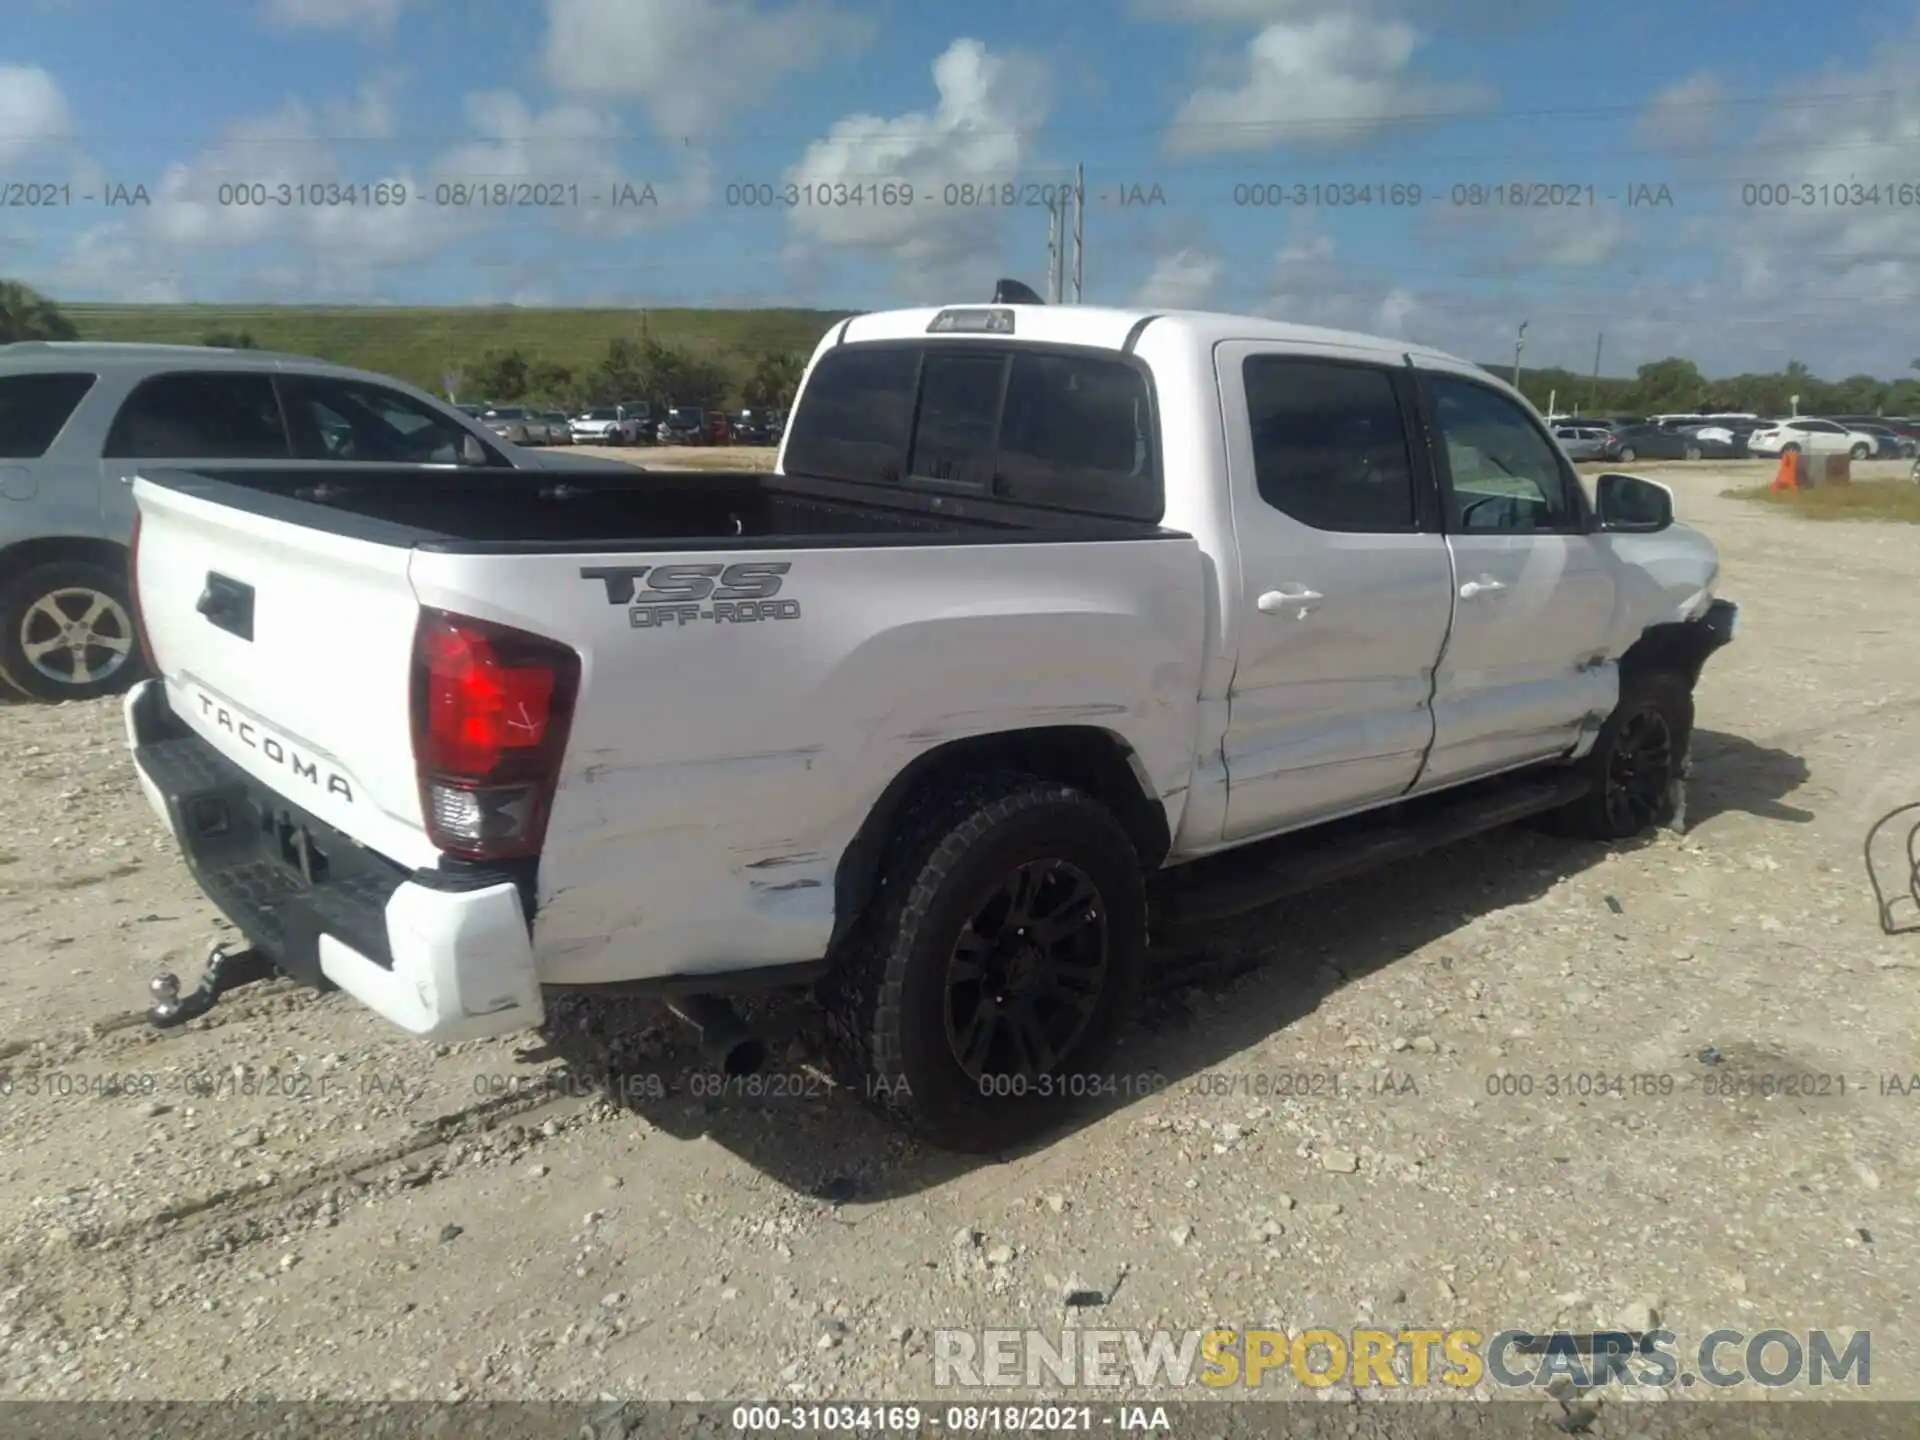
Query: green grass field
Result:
<box><xmin>61</xmin><ymin>303</ymin><xmax>854</xmax><ymax>398</ymax></box>
<box><xmin>1725</xmin><ymin>479</ymin><xmax>1920</xmax><ymax>523</ymax></box>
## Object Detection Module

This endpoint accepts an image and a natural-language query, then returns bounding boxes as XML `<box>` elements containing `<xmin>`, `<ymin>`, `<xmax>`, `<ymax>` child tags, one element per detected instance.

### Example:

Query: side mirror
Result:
<box><xmin>1595</xmin><ymin>472</ymin><xmax>1673</xmax><ymax>531</ymax></box>
<box><xmin>460</xmin><ymin>433</ymin><xmax>488</xmax><ymax>467</ymax></box>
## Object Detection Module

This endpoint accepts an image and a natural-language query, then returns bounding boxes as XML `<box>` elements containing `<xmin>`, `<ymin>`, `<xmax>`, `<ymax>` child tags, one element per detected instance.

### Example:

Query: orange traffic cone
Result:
<box><xmin>1770</xmin><ymin>451</ymin><xmax>1800</xmax><ymax>491</ymax></box>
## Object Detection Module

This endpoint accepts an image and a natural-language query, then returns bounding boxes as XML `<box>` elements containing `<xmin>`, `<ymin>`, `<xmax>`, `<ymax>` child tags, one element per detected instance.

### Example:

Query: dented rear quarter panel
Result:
<box><xmin>407</xmin><ymin>536</ymin><xmax>1207</xmax><ymax>985</ymax></box>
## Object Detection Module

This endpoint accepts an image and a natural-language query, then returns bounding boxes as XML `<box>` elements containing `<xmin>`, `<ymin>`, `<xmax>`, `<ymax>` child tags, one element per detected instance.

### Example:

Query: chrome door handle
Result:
<box><xmin>1458</xmin><ymin>577</ymin><xmax>1507</xmax><ymax>598</ymax></box>
<box><xmin>1257</xmin><ymin>587</ymin><xmax>1323</xmax><ymax>614</ymax></box>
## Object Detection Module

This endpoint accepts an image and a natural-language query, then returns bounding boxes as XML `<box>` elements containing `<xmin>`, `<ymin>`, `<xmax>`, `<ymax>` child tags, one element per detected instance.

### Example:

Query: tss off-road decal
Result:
<box><xmin>580</xmin><ymin>562</ymin><xmax>801</xmax><ymax>630</ymax></box>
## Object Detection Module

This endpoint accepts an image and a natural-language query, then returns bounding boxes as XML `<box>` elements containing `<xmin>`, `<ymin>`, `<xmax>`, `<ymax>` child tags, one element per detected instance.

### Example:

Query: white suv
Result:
<box><xmin>1746</xmin><ymin>418</ymin><xmax>1879</xmax><ymax>459</ymax></box>
<box><xmin>0</xmin><ymin>341</ymin><xmax>636</xmax><ymax>702</ymax></box>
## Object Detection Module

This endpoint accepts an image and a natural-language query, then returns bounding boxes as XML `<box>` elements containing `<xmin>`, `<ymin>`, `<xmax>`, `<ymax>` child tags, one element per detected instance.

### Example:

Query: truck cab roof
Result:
<box><xmin>834</xmin><ymin>304</ymin><xmax>1483</xmax><ymax>379</ymax></box>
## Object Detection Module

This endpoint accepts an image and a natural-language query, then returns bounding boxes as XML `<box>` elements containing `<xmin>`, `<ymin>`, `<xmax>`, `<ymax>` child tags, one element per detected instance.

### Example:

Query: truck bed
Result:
<box><xmin>137</xmin><ymin>465</ymin><xmax>1180</xmax><ymax>553</ymax></box>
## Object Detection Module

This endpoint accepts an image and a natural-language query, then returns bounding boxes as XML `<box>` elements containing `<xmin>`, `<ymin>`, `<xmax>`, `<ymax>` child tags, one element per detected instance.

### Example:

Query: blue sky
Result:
<box><xmin>4</xmin><ymin>0</ymin><xmax>1919</xmax><ymax>375</ymax></box>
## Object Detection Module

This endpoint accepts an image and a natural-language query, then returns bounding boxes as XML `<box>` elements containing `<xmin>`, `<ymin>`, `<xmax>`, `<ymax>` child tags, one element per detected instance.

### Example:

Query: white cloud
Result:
<box><xmin>1133</xmin><ymin>0</ymin><xmax>1572</xmax><ymax>33</ymax></box>
<box><xmin>543</xmin><ymin>0</ymin><xmax>872</xmax><ymax>136</ymax></box>
<box><xmin>0</xmin><ymin>65</ymin><xmax>71</xmax><ymax>165</ymax></box>
<box><xmin>1164</xmin><ymin>13</ymin><xmax>1491</xmax><ymax>155</ymax></box>
<box><xmin>42</xmin><ymin>82</ymin><xmax>693</xmax><ymax>301</ymax></box>
<box><xmin>1644</xmin><ymin>45</ymin><xmax>1920</xmax><ymax>373</ymax></box>
<box><xmin>1131</xmin><ymin>0</ymin><xmax>1324</xmax><ymax>18</ymax></box>
<box><xmin>1133</xmin><ymin>248</ymin><xmax>1222</xmax><ymax>308</ymax></box>
<box><xmin>782</xmin><ymin>39</ymin><xmax>1052</xmax><ymax>295</ymax></box>
<box><xmin>43</xmin><ymin>225</ymin><xmax>186</xmax><ymax>303</ymax></box>
<box><xmin>260</xmin><ymin>0</ymin><xmax>408</xmax><ymax>32</ymax></box>
<box><xmin>1635</xmin><ymin>72</ymin><xmax>1727</xmax><ymax>151</ymax></box>
<box><xmin>431</xmin><ymin>88</ymin><xmax>711</xmax><ymax>240</ymax></box>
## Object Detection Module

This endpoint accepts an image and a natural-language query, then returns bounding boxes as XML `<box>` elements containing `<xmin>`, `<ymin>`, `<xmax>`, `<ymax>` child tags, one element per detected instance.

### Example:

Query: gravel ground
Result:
<box><xmin>2</xmin><ymin>457</ymin><xmax>1917</xmax><ymax>1426</ymax></box>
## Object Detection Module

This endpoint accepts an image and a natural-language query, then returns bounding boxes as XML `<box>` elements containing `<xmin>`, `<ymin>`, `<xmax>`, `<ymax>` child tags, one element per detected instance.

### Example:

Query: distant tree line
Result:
<box><xmin>6</xmin><ymin>279</ymin><xmax>1916</xmax><ymax>419</ymax></box>
<box><xmin>450</xmin><ymin>336</ymin><xmax>806</xmax><ymax>413</ymax></box>
<box><xmin>1495</xmin><ymin>354</ymin><xmax>1920</xmax><ymax>419</ymax></box>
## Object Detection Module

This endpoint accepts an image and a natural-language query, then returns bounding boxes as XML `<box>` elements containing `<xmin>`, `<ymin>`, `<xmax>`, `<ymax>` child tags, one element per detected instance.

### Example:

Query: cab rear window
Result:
<box><xmin>0</xmin><ymin>372</ymin><xmax>97</xmax><ymax>457</ymax></box>
<box><xmin>783</xmin><ymin>342</ymin><xmax>1161</xmax><ymax>522</ymax></box>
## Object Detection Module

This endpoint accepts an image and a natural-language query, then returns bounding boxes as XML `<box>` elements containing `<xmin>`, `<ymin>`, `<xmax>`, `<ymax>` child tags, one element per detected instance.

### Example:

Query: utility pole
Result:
<box><xmin>1052</xmin><ymin>192</ymin><xmax>1067</xmax><ymax>305</ymax></box>
<box><xmin>1511</xmin><ymin>320</ymin><xmax>1528</xmax><ymax>392</ymax></box>
<box><xmin>1071</xmin><ymin>162</ymin><xmax>1084</xmax><ymax>302</ymax></box>
<box><xmin>1589</xmin><ymin>332</ymin><xmax>1603</xmax><ymax>413</ymax></box>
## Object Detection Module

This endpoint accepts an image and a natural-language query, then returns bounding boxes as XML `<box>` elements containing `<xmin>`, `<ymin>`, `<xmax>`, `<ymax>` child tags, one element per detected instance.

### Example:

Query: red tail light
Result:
<box><xmin>410</xmin><ymin>608</ymin><xmax>581</xmax><ymax>861</ymax></box>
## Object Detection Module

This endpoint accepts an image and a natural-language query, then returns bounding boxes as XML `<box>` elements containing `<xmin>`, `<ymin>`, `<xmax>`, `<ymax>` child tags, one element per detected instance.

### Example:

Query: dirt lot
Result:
<box><xmin>3</xmin><ymin>456</ymin><xmax>1919</xmax><ymax>1421</ymax></box>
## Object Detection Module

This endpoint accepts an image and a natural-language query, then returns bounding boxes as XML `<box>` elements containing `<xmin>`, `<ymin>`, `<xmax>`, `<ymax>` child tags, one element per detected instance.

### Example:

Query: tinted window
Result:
<box><xmin>782</xmin><ymin>345</ymin><xmax>918</xmax><ymax>483</ymax></box>
<box><xmin>908</xmin><ymin>351</ymin><xmax>1004</xmax><ymax>485</ymax></box>
<box><xmin>1242</xmin><ymin>358</ymin><xmax>1416</xmax><ymax>532</ymax></box>
<box><xmin>0</xmin><ymin>372</ymin><xmax>96</xmax><ymax>457</ymax></box>
<box><xmin>278</xmin><ymin>375</ymin><xmax>495</xmax><ymax>465</ymax></box>
<box><xmin>103</xmin><ymin>372</ymin><xmax>290</xmax><ymax>459</ymax></box>
<box><xmin>995</xmin><ymin>351</ymin><xmax>1157</xmax><ymax>519</ymax></box>
<box><xmin>785</xmin><ymin>344</ymin><xmax>1160</xmax><ymax>519</ymax></box>
<box><xmin>1426</xmin><ymin>374</ymin><xmax>1576</xmax><ymax>532</ymax></box>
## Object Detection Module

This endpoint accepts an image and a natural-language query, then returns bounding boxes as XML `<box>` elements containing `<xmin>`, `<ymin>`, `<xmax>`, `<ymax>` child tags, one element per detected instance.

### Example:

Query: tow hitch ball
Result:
<box><xmin>148</xmin><ymin>941</ymin><xmax>277</xmax><ymax>1028</ymax></box>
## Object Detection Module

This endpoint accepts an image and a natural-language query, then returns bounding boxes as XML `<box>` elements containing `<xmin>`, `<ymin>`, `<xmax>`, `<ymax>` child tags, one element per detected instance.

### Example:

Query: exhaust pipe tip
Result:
<box><xmin>667</xmin><ymin>994</ymin><xmax>767</xmax><ymax>1076</ymax></box>
<box><xmin>721</xmin><ymin>1036</ymin><xmax>768</xmax><ymax>1077</ymax></box>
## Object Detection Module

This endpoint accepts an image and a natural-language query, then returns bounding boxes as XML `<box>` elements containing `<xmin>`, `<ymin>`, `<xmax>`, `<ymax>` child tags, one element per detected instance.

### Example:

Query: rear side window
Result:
<box><xmin>1242</xmin><ymin>357</ymin><xmax>1417</xmax><ymax>532</ymax></box>
<box><xmin>783</xmin><ymin>345</ymin><xmax>919</xmax><ymax>483</ymax></box>
<box><xmin>104</xmin><ymin>372</ymin><xmax>290</xmax><ymax>459</ymax></box>
<box><xmin>0</xmin><ymin>372</ymin><xmax>97</xmax><ymax>457</ymax></box>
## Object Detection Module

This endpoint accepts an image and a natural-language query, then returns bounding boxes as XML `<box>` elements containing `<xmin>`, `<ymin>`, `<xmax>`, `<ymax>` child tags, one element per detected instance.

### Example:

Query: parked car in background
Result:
<box><xmin>1607</xmin><ymin>423</ymin><xmax>1723</xmax><ymax>461</ymax></box>
<box><xmin>618</xmin><ymin>399</ymin><xmax>654</xmax><ymax>442</ymax></box>
<box><xmin>1849</xmin><ymin>423</ymin><xmax>1916</xmax><ymax>458</ymax></box>
<box><xmin>570</xmin><ymin>405</ymin><xmax>638</xmax><ymax>445</ymax></box>
<box><xmin>0</xmin><ymin>340</ymin><xmax>635</xmax><ymax>702</ymax></box>
<box><xmin>657</xmin><ymin>406</ymin><xmax>706</xmax><ymax>444</ymax></box>
<box><xmin>731</xmin><ymin>408</ymin><xmax>772</xmax><ymax>444</ymax></box>
<box><xmin>1551</xmin><ymin>424</ymin><xmax>1618</xmax><ymax>461</ymax></box>
<box><xmin>538</xmin><ymin>410</ymin><xmax>573</xmax><ymax>445</ymax></box>
<box><xmin>1745</xmin><ymin>418</ymin><xmax>1879</xmax><ymax>458</ymax></box>
<box><xmin>481</xmin><ymin>406</ymin><xmax>542</xmax><ymax>445</ymax></box>
<box><xmin>455</xmin><ymin>403</ymin><xmax>486</xmax><ymax>420</ymax></box>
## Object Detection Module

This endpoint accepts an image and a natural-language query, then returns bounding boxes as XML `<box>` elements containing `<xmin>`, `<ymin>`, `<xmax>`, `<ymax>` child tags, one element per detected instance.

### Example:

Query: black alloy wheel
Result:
<box><xmin>943</xmin><ymin>859</ymin><xmax>1109</xmax><ymax>1082</ymax></box>
<box><xmin>1601</xmin><ymin>706</ymin><xmax>1676</xmax><ymax>835</ymax></box>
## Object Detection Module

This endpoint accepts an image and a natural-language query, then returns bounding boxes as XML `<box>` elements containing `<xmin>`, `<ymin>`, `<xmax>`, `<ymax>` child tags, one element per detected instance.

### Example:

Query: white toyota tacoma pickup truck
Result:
<box><xmin>122</xmin><ymin>289</ymin><xmax>1735</xmax><ymax>1151</ymax></box>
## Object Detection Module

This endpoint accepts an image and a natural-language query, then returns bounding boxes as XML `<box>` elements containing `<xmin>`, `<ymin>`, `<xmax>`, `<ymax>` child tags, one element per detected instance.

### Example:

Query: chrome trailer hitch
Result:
<box><xmin>148</xmin><ymin>941</ymin><xmax>279</xmax><ymax>1028</ymax></box>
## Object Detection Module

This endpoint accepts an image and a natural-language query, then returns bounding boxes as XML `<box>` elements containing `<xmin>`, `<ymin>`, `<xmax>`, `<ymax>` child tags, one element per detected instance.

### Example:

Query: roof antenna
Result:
<box><xmin>992</xmin><ymin>278</ymin><xmax>1045</xmax><ymax>305</ymax></box>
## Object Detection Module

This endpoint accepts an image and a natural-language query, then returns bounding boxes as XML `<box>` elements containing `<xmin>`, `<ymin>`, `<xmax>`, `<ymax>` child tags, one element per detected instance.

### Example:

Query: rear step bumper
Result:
<box><xmin>123</xmin><ymin>680</ymin><xmax>543</xmax><ymax>1041</ymax></box>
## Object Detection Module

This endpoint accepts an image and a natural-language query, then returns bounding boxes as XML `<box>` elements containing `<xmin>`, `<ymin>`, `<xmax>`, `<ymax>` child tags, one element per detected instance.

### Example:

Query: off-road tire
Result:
<box><xmin>820</xmin><ymin>770</ymin><xmax>1147</xmax><ymax>1153</ymax></box>
<box><xmin>1545</xmin><ymin>668</ymin><xmax>1694</xmax><ymax>840</ymax></box>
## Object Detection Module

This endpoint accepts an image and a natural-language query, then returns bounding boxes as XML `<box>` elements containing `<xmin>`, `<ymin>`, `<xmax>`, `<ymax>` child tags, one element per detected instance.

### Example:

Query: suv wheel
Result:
<box><xmin>0</xmin><ymin>559</ymin><xmax>149</xmax><ymax>702</ymax></box>
<box><xmin>1683</xmin><ymin>444</ymin><xmax>1702</xmax><ymax>461</ymax></box>
<box><xmin>822</xmin><ymin>771</ymin><xmax>1147</xmax><ymax>1153</ymax></box>
<box><xmin>1618</xmin><ymin>446</ymin><xmax>1636</xmax><ymax>462</ymax></box>
<box><xmin>1849</xmin><ymin>442</ymin><xmax>1871</xmax><ymax>460</ymax></box>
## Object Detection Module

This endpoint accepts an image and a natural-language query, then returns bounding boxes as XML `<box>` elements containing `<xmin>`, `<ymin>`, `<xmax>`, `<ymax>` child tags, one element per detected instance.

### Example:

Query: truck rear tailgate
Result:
<box><xmin>132</xmin><ymin>475</ymin><xmax>437</xmax><ymax>870</ymax></box>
